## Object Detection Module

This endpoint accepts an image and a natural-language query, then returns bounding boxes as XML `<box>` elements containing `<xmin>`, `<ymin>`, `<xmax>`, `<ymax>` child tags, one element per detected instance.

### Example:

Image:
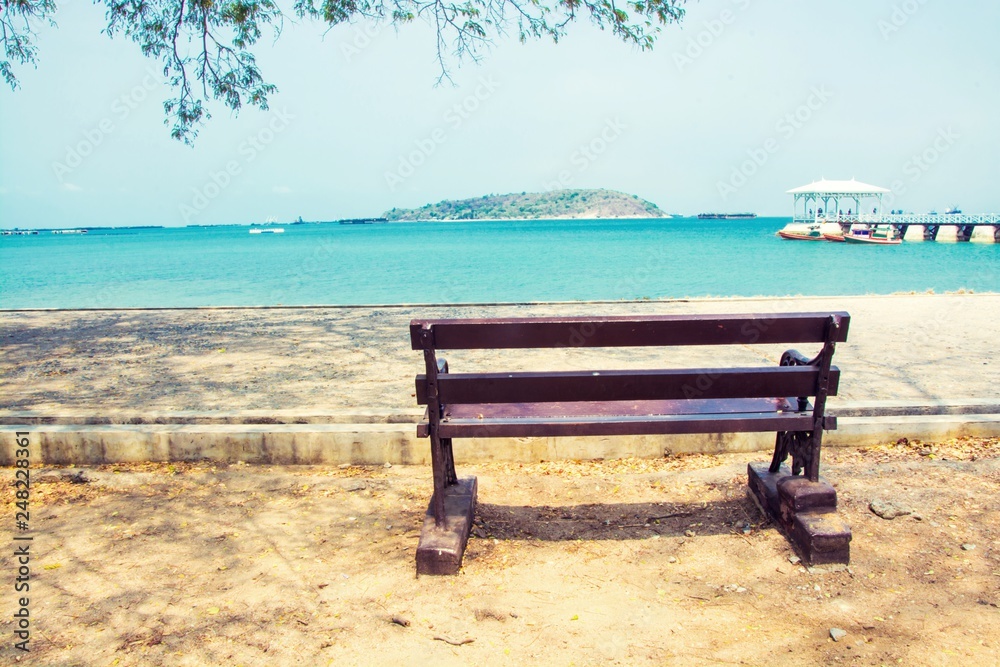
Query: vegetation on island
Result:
<box><xmin>1</xmin><ymin>0</ymin><xmax>686</xmax><ymax>143</ymax></box>
<box><xmin>384</xmin><ymin>189</ymin><xmax>668</xmax><ymax>221</ymax></box>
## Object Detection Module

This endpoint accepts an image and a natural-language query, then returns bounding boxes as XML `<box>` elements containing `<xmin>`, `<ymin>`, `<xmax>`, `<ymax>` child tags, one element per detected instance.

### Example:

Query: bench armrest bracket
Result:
<box><xmin>768</xmin><ymin>315</ymin><xmax>842</xmax><ymax>481</ymax></box>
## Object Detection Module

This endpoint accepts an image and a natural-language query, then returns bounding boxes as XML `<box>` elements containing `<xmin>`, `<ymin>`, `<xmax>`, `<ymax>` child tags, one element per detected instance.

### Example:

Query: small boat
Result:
<box><xmin>249</xmin><ymin>228</ymin><xmax>285</xmax><ymax>234</ymax></box>
<box><xmin>777</xmin><ymin>223</ymin><xmax>824</xmax><ymax>241</ymax></box>
<box><xmin>843</xmin><ymin>225</ymin><xmax>901</xmax><ymax>245</ymax></box>
<box><xmin>823</xmin><ymin>232</ymin><xmax>845</xmax><ymax>242</ymax></box>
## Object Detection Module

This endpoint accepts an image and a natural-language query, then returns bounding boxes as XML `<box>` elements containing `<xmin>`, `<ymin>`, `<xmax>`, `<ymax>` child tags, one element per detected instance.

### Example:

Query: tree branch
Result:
<box><xmin>1</xmin><ymin>0</ymin><xmax>685</xmax><ymax>142</ymax></box>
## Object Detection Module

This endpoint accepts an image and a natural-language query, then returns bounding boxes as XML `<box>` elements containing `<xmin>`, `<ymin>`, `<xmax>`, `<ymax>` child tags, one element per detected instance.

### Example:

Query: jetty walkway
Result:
<box><xmin>838</xmin><ymin>213</ymin><xmax>1000</xmax><ymax>242</ymax></box>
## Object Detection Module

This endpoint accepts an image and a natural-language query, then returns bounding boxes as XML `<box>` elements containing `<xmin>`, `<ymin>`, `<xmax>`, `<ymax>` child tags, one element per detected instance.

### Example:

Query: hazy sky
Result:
<box><xmin>1</xmin><ymin>0</ymin><xmax>998</xmax><ymax>227</ymax></box>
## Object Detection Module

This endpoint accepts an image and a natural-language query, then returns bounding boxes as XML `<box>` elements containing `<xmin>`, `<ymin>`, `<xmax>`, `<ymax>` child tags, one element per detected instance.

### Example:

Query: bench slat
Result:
<box><xmin>434</xmin><ymin>412</ymin><xmax>826</xmax><ymax>438</ymax></box>
<box><xmin>416</xmin><ymin>366</ymin><xmax>839</xmax><ymax>405</ymax></box>
<box><xmin>445</xmin><ymin>397</ymin><xmax>797</xmax><ymax>419</ymax></box>
<box><xmin>411</xmin><ymin>312</ymin><xmax>849</xmax><ymax>350</ymax></box>
<box><xmin>413</xmin><ymin>398</ymin><xmax>814</xmax><ymax>438</ymax></box>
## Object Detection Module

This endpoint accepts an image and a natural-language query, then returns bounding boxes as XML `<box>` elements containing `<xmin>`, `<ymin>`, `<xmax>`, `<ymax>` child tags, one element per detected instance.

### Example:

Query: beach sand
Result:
<box><xmin>0</xmin><ymin>442</ymin><xmax>998</xmax><ymax>665</ymax></box>
<box><xmin>2</xmin><ymin>293</ymin><xmax>998</xmax><ymax>414</ymax></box>
<box><xmin>1</xmin><ymin>294</ymin><xmax>999</xmax><ymax>665</ymax></box>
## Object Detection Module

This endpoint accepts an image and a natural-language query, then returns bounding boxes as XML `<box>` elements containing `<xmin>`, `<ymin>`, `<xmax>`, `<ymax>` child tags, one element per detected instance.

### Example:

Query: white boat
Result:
<box><xmin>249</xmin><ymin>228</ymin><xmax>285</xmax><ymax>234</ymax></box>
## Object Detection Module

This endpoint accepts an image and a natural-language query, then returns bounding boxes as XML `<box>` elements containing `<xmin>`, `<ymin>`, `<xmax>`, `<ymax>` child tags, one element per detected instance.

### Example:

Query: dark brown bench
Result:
<box><xmin>411</xmin><ymin>312</ymin><xmax>852</xmax><ymax>574</ymax></box>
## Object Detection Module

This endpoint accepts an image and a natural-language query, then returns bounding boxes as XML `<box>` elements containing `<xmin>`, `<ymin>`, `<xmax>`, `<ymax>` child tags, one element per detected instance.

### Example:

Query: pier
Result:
<box><xmin>834</xmin><ymin>213</ymin><xmax>1000</xmax><ymax>242</ymax></box>
<box><xmin>787</xmin><ymin>179</ymin><xmax>1000</xmax><ymax>242</ymax></box>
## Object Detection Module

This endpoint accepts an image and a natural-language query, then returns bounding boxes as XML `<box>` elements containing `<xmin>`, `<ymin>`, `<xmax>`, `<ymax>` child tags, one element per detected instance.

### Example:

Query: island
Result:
<box><xmin>383</xmin><ymin>189</ymin><xmax>668</xmax><ymax>221</ymax></box>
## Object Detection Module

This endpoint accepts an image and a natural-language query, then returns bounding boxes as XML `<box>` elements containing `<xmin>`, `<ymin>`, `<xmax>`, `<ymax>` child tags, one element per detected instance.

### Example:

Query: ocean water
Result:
<box><xmin>1</xmin><ymin>218</ymin><xmax>997</xmax><ymax>308</ymax></box>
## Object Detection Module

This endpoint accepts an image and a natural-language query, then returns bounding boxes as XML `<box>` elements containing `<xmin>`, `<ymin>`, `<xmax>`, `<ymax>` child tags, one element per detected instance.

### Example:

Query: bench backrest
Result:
<box><xmin>410</xmin><ymin>313</ymin><xmax>849</xmax><ymax>350</ymax></box>
<box><xmin>412</xmin><ymin>313</ymin><xmax>848</xmax><ymax>406</ymax></box>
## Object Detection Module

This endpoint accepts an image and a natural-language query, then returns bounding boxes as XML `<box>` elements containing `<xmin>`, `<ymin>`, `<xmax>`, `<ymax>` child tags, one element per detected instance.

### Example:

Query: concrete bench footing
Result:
<box><xmin>747</xmin><ymin>462</ymin><xmax>851</xmax><ymax>564</ymax></box>
<box><xmin>416</xmin><ymin>477</ymin><xmax>478</xmax><ymax>576</ymax></box>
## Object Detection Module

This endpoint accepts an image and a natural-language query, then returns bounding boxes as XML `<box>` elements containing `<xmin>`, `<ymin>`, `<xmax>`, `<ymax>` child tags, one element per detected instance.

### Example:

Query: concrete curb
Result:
<box><xmin>3</xmin><ymin>399</ymin><xmax>997</xmax><ymax>426</ymax></box>
<box><xmin>2</xmin><ymin>403</ymin><xmax>998</xmax><ymax>466</ymax></box>
<box><xmin>0</xmin><ymin>408</ymin><xmax>425</xmax><ymax>426</ymax></box>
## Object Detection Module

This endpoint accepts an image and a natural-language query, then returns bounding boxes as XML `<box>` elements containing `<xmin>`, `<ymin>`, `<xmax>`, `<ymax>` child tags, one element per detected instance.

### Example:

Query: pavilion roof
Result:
<box><xmin>787</xmin><ymin>179</ymin><xmax>890</xmax><ymax>195</ymax></box>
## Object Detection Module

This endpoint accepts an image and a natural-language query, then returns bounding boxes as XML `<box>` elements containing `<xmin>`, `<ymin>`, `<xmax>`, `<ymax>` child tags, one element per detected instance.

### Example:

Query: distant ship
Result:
<box><xmin>338</xmin><ymin>217</ymin><xmax>388</xmax><ymax>225</ymax></box>
<box><xmin>697</xmin><ymin>213</ymin><xmax>757</xmax><ymax>220</ymax></box>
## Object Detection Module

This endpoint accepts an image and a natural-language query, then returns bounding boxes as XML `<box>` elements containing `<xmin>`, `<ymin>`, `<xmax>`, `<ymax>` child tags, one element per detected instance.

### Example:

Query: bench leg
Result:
<box><xmin>442</xmin><ymin>437</ymin><xmax>458</xmax><ymax>485</ymax></box>
<box><xmin>429</xmin><ymin>434</ymin><xmax>460</xmax><ymax>526</ymax></box>
<box><xmin>807</xmin><ymin>430</ymin><xmax>823</xmax><ymax>483</ymax></box>
<box><xmin>769</xmin><ymin>431</ymin><xmax>791</xmax><ymax>473</ymax></box>
<box><xmin>748</xmin><ymin>462</ymin><xmax>851</xmax><ymax>565</ymax></box>
<box><xmin>429</xmin><ymin>433</ymin><xmax>448</xmax><ymax>526</ymax></box>
<box><xmin>769</xmin><ymin>430</ymin><xmax>816</xmax><ymax>479</ymax></box>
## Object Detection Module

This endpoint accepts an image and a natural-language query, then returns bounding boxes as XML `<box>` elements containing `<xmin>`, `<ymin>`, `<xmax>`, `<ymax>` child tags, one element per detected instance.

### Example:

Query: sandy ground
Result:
<box><xmin>0</xmin><ymin>438</ymin><xmax>998</xmax><ymax>666</ymax></box>
<box><xmin>2</xmin><ymin>294</ymin><xmax>999</xmax><ymax>665</ymax></box>
<box><xmin>2</xmin><ymin>294</ymin><xmax>999</xmax><ymax>415</ymax></box>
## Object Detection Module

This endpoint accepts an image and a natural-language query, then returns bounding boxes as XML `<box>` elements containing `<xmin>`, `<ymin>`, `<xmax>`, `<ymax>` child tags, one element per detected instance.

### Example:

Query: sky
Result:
<box><xmin>1</xmin><ymin>0</ymin><xmax>998</xmax><ymax>227</ymax></box>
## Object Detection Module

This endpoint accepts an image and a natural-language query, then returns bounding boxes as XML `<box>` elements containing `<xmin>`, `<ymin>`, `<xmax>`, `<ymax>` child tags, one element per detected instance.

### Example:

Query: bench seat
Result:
<box><xmin>419</xmin><ymin>398</ymin><xmax>834</xmax><ymax>438</ymax></box>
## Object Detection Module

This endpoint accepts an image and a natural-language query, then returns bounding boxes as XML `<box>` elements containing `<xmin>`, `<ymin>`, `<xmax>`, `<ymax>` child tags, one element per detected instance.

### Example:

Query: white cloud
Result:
<box><xmin>61</xmin><ymin>183</ymin><xmax>84</xmax><ymax>192</ymax></box>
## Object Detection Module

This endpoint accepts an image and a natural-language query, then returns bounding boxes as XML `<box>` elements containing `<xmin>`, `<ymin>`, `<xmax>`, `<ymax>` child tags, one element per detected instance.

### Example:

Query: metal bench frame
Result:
<box><xmin>411</xmin><ymin>312</ymin><xmax>852</xmax><ymax>574</ymax></box>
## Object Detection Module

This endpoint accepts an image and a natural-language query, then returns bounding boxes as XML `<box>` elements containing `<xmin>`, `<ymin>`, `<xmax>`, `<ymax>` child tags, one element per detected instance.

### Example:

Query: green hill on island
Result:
<box><xmin>383</xmin><ymin>189</ymin><xmax>668</xmax><ymax>221</ymax></box>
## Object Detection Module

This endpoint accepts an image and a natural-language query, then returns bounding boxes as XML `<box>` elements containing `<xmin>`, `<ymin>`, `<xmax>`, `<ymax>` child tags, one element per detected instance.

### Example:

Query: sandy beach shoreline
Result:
<box><xmin>2</xmin><ymin>293</ymin><xmax>998</xmax><ymax>415</ymax></box>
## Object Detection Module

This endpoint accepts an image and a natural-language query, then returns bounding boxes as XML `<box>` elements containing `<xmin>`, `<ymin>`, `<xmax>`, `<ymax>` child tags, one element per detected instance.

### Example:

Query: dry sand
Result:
<box><xmin>0</xmin><ymin>440</ymin><xmax>998</xmax><ymax>666</ymax></box>
<box><xmin>1</xmin><ymin>294</ymin><xmax>999</xmax><ymax>665</ymax></box>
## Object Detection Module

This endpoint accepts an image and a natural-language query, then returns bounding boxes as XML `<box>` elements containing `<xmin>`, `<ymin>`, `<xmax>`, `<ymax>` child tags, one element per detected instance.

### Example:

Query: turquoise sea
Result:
<box><xmin>1</xmin><ymin>218</ymin><xmax>997</xmax><ymax>308</ymax></box>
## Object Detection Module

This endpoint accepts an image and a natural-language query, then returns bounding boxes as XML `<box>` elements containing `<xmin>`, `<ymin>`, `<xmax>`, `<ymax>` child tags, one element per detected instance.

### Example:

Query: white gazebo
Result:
<box><xmin>787</xmin><ymin>179</ymin><xmax>890</xmax><ymax>224</ymax></box>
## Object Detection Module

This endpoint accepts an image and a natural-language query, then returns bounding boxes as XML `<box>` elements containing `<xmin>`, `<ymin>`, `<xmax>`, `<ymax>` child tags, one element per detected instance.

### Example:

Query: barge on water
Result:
<box><xmin>697</xmin><ymin>212</ymin><xmax>757</xmax><ymax>219</ymax></box>
<box><xmin>338</xmin><ymin>217</ymin><xmax>388</xmax><ymax>225</ymax></box>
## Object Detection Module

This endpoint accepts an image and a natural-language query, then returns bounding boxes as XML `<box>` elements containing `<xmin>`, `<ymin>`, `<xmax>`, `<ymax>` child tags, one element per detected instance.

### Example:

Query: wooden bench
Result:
<box><xmin>411</xmin><ymin>312</ymin><xmax>851</xmax><ymax>575</ymax></box>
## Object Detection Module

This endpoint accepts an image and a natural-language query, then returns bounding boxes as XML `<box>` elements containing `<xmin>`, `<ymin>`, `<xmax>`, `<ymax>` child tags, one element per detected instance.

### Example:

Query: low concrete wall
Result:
<box><xmin>0</xmin><ymin>424</ymin><xmax>423</xmax><ymax>466</ymax></box>
<box><xmin>3</xmin><ymin>408</ymin><xmax>999</xmax><ymax>466</ymax></box>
